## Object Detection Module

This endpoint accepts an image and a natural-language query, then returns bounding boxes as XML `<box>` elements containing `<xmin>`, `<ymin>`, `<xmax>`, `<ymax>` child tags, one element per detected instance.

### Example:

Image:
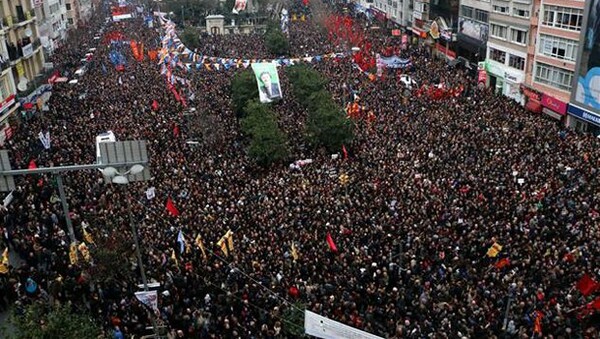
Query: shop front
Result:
<box><xmin>485</xmin><ymin>61</ymin><xmax>524</xmax><ymax>104</ymax></box>
<box><xmin>567</xmin><ymin>104</ymin><xmax>600</xmax><ymax>136</ymax></box>
<box><xmin>520</xmin><ymin>84</ymin><xmax>543</xmax><ymax>114</ymax></box>
<box><xmin>370</xmin><ymin>7</ymin><xmax>387</xmax><ymax>23</ymax></box>
<box><xmin>540</xmin><ymin>94</ymin><xmax>567</xmax><ymax>121</ymax></box>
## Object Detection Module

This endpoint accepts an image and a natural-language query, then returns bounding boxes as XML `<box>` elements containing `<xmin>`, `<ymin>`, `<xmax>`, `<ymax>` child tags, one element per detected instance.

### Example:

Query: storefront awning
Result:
<box><xmin>525</xmin><ymin>100</ymin><xmax>543</xmax><ymax>113</ymax></box>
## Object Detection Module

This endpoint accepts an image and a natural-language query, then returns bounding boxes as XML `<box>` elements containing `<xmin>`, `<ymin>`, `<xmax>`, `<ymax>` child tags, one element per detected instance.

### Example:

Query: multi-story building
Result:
<box><xmin>370</xmin><ymin>0</ymin><xmax>413</xmax><ymax>28</ymax></box>
<box><xmin>483</xmin><ymin>0</ymin><xmax>533</xmax><ymax>104</ymax></box>
<box><xmin>412</xmin><ymin>0</ymin><xmax>430</xmax><ymax>39</ymax></box>
<box><xmin>0</xmin><ymin>0</ymin><xmax>45</xmax><ymax>99</ymax></box>
<box><xmin>0</xmin><ymin>31</ymin><xmax>19</xmax><ymax>137</ymax></box>
<box><xmin>65</xmin><ymin>0</ymin><xmax>93</xmax><ymax>28</ymax></box>
<box><xmin>565</xmin><ymin>0</ymin><xmax>600</xmax><ymax>135</ymax></box>
<box><xmin>457</xmin><ymin>0</ymin><xmax>489</xmax><ymax>62</ymax></box>
<box><xmin>36</xmin><ymin>0</ymin><xmax>68</xmax><ymax>56</ymax></box>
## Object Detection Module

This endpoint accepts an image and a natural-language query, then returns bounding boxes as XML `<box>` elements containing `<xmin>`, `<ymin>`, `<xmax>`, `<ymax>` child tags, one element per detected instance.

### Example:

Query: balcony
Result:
<box><xmin>0</xmin><ymin>59</ymin><xmax>10</xmax><ymax>72</ymax></box>
<box><xmin>3</xmin><ymin>9</ymin><xmax>36</xmax><ymax>29</ymax></box>
<box><xmin>6</xmin><ymin>38</ymin><xmax>38</xmax><ymax>62</ymax></box>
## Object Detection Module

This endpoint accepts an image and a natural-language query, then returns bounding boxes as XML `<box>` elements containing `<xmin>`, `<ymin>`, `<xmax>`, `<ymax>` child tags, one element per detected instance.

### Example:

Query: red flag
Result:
<box><xmin>151</xmin><ymin>100</ymin><xmax>159</xmax><ymax>111</ymax></box>
<box><xmin>533</xmin><ymin>311</ymin><xmax>543</xmax><ymax>335</ymax></box>
<box><xmin>28</xmin><ymin>160</ymin><xmax>37</xmax><ymax>169</ymax></box>
<box><xmin>342</xmin><ymin>145</ymin><xmax>348</xmax><ymax>160</ymax></box>
<box><xmin>326</xmin><ymin>232</ymin><xmax>338</xmax><ymax>253</ymax></box>
<box><xmin>173</xmin><ymin>124</ymin><xmax>180</xmax><ymax>138</ymax></box>
<box><xmin>166</xmin><ymin>197</ymin><xmax>180</xmax><ymax>217</ymax></box>
<box><xmin>494</xmin><ymin>258</ymin><xmax>510</xmax><ymax>269</ymax></box>
<box><xmin>576</xmin><ymin>273</ymin><xmax>599</xmax><ymax>296</ymax></box>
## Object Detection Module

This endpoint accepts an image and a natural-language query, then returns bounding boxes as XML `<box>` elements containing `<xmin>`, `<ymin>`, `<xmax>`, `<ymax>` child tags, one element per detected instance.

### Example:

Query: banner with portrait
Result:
<box><xmin>251</xmin><ymin>63</ymin><xmax>282</xmax><ymax>103</ymax></box>
<box><xmin>232</xmin><ymin>0</ymin><xmax>247</xmax><ymax>14</ymax></box>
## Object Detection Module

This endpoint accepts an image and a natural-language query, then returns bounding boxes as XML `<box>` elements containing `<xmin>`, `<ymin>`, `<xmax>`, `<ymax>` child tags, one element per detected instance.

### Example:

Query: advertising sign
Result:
<box><xmin>458</xmin><ymin>17</ymin><xmax>489</xmax><ymax>43</ymax></box>
<box><xmin>541</xmin><ymin>94</ymin><xmax>568</xmax><ymax>115</ymax></box>
<box><xmin>572</xmin><ymin>0</ymin><xmax>600</xmax><ymax>113</ymax></box>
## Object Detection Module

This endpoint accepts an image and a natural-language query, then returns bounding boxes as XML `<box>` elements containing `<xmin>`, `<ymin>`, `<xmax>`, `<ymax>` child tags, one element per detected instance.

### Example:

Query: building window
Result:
<box><xmin>489</xmin><ymin>47</ymin><xmax>506</xmax><ymax>63</ymax></box>
<box><xmin>461</xmin><ymin>5</ymin><xmax>473</xmax><ymax>18</ymax></box>
<box><xmin>508</xmin><ymin>54</ymin><xmax>525</xmax><ymax>70</ymax></box>
<box><xmin>0</xmin><ymin>76</ymin><xmax>10</xmax><ymax>100</ymax></box>
<box><xmin>510</xmin><ymin>28</ymin><xmax>528</xmax><ymax>45</ymax></box>
<box><xmin>67</xmin><ymin>18</ymin><xmax>73</xmax><ymax>25</ymax></box>
<box><xmin>538</xmin><ymin>34</ymin><xmax>578</xmax><ymax>61</ymax></box>
<box><xmin>475</xmin><ymin>9</ymin><xmax>489</xmax><ymax>23</ymax></box>
<box><xmin>492</xmin><ymin>5</ymin><xmax>509</xmax><ymax>14</ymax></box>
<box><xmin>490</xmin><ymin>23</ymin><xmax>508</xmax><ymax>39</ymax></box>
<box><xmin>513</xmin><ymin>8</ymin><xmax>530</xmax><ymax>18</ymax></box>
<box><xmin>66</xmin><ymin>3</ymin><xmax>71</xmax><ymax>11</ymax></box>
<box><xmin>542</xmin><ymin>5</ymin><xmax>583</xmax><ymax>31</ymax></box>
<box><xmin>534</xmin><ymin>63</ymin><xmax>574</xmax><ymax>90</ymax></box>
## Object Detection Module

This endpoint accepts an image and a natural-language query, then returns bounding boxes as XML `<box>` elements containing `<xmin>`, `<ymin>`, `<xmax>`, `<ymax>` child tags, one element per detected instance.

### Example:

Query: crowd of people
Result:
<box><xmin>1</xmin><ymin>0</ymin><xmax>599</xmax><ymax>338</ymax></box>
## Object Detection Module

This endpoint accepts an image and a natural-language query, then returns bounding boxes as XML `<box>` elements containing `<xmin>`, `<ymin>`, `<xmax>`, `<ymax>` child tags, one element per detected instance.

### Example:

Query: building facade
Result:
<box><xmin>565</xmin><ymin>0</ymin><xmax>600</xmax><ymax>135</ymax></box>
<box><xmin>371</xmin><ymin>0</ymin><xmax>413</xmax><ymax>27</ymax></box>
<box><xmin>457</xmin><ymin>0</ymin><xmax>489</xmax><ymax>62</ymax></box>
<box><xmin>36</xmin><ymin>0</ymin><xmax>69</xmax><ymax>56</ymax></box>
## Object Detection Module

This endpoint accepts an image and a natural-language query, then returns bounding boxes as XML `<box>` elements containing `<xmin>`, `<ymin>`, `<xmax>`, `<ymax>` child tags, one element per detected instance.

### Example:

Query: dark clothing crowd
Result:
<box><xmin>1</xmin><ymin>1</ymin><xmax>599</xmax><ymax>338</ymax></box>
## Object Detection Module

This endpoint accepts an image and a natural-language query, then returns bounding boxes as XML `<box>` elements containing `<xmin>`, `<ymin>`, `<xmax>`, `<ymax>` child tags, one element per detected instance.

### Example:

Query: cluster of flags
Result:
<box><xmin>130</xmin><ymin>41</ymin><xmax>145</xmax><ymax>62</ymax></box>
<box><xmin>415</xmin><ymin>84</ymin><xmax>465</xmax><ymax>100</ymax></box>
<box><xmin>486</xmin><ymin>242</ymin><xmax>510</xmax><ymax>270</ymax></box>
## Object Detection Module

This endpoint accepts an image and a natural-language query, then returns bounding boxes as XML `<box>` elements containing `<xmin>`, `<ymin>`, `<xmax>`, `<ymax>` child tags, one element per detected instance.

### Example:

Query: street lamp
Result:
<box><xmin>100</xmin><ymin>164</ymin><xmax>148</xmax><ymax>290</ymax></box>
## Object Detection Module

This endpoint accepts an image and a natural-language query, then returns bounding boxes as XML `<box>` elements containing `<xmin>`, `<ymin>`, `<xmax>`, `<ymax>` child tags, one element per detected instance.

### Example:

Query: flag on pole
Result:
<box><xmin>342</xmin><ymin>145</ymin><xmax>348</xmax><ymax>160</ymax></box>
<box><xmin>69</xmin><ymin>242</ymin><xmax>79</xmax><ymax>265</ymax></box>
<box><xmin>83</xmin><ymin>228</ymin><xmax>95</xmax><ymax>245</ymax></box>
<box><xmin>494</xmin><ymin>257</ymin><xmax>510</xmax><ymax>269</ymax></box>
<box><xmin>226</xmin><ymin>230</ymin><xmax>234</xmax><ymax>253</ymax></box>
<box><xmin>78</xmin><ymin>242</ymin><xmax>91</xmax><ymax>262</ymax></box>
<box><xmin>217</xmin><ymin>238</ymin><xmax>228</xmax><ymax>256</ymax></box>
<box><xmin>151</xmin><ymin>100</ymin><xmax>159</xmax><ymax>111</ymax></box>
<box><xmin>0</xmin><ymin>248</ymin><xmax>9</xmax><ymax>274</ymax></box>
<box><xmin>533</xmin><ymin>310</ymin><xmax>543</xmax><ymax>335</ymax></box>
<box><xmin>291</xmin><ymin>243</ymin><xmax>299</xmax><ymax>261</ymax></box>
<box><xmin>326</xmin><ymin>233</ymin><xmax>338</xmax><ymax>253</ymax></box>
<box><xmin>195</xmin><ymin>234</ymin><xmax>207</xmax><ymax>259</ymax></box>
<box><xmin>177</xmin><ymin>230</ymin><xmax>185</xmax><ymax>254</ymax></box>
<box><xmin>486</xmin><ymin>242</ymin><xmax>503</xmax><ymax>258</ymax></box>
<box><xmin>166</xmin><ymin>197</ymin><xmax>180</xmax><ymax>216</ymax></box>
<box><xmin>28</xmin><ymin>160</ymin><xmax>37</xmax><ymax>169</ymax></box>
<box><xmin>171</xmin><ymin>249</ymin><xmax>178</xmax><ymax>266</ymax></box>
<box><xmin>576</xmin><ymin>273</ymin><xmax>599</xmax><ymax>296</ymax></box>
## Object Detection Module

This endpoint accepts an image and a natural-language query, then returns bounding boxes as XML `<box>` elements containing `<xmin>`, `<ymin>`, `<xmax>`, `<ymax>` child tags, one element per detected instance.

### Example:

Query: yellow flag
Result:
<box><xmin>486</xmin><ymin>242</ymin><xmax>503</xmax><ymax>258</ymax></box>
<box><xmin>69</xmin><ymin>242</ymin><xmax>79</xmax><ymax>265</ymax></box>
<box><xmin>171</xmin><ymin>249</ymin><xmax>178</xmax><ymax>266</ymax></box>
<box><xmin>291</xmin><ymin>243</ymin><xmax>299</xmax><ymax>261</ymax></box>
<box><xmin>0</xmin><ymin>248</ymin><xmax>8</xmax><ymax>274</ymax></box>
<box><xmin>195</xmin><ymin>234</ymin><xmax>207</xmax><ymax>259</ymax></box>
<box><xmin>78</xmin><ymin>242</ymin><xmax>91</xmax><ymax>262</ymax></box>
<box><xmin>217</xmin><ymin>238</ymin><xmax>228</xmax><ymax>256</ymax></box>
<box><xmin>226</xmin><ymin>231</ymin><xmax>234</xmax><ymax>253</ymax></box>
<box><xmin>83</xmin><ymin>228</ymin><xmax>95</xmax><ymax>245</ymax></box>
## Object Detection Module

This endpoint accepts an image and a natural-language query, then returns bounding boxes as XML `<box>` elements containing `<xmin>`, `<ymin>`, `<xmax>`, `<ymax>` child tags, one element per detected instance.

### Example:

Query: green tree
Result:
<box><xmin>7</xmin><ymin>302</ymin><xmax>104</xmax><ymax>339</ymax></box>
<box><xmin>281</xmin><ymin>302</ymin><xmax>306</xmax><ymax>337</ymax></box>
<box><xmin>287</xmin><ymin>65</ymin><xmax>327</xmax><ymax>106</ymax></box>
<box><xmin>180</xmin><ymin>26</ymin><xmax>200</xmax><ymax>49</ymax></box>
<box><xmin>231</xmin><ymin>70</ymin><xmax>259</xmax><ymax>118</ymax></box>
<box><xmin>306</xmin><ymin>103</ymin><xmax>353</xmax><ymax>152</ymax></box>
<box><xmin>265</xmin><ymin>22</ymin><xmax>289</xmax><ymax>56</ymax></box>
<box><xmin>241</xmin><ymin>100</ymin><xmax>289</xmax><ymax>166</ymax></box>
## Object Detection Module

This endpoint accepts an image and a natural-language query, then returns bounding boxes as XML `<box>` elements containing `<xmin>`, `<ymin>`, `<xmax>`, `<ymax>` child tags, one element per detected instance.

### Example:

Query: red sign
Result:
<box><xmin>436</xmin><ymin>43</ymin><xmax>456</xmax><ymax>59</ymax></box>
<box><xmin>520</xmin><ymin>84</ymin><xmax>542</xmax><ymax>102</ymax></box>
<box><xmin>391</xmin><ymin>29</ymin><xmax>401</xmax><ymax>36</ymax></box>
<box><xmin>478</xmin><ymin>68</ymin><xmax>487</xmax><ymax>84</ymax></box>
<box><xmin>0</xmin><ymin>94</ymin><xmax>16</xmax><ymax>114</ymax></box>
<box><xmin>541</xmin><ymin>94</ymin><xmax>567</xmax><ymax>115</ymax></box>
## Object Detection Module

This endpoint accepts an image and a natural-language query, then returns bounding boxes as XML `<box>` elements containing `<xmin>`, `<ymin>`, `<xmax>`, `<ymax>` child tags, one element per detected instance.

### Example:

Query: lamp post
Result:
<box><xmin>101</xmin><ymin>165</ymin><xmax>149</xmax><ymax>290</ymax></box>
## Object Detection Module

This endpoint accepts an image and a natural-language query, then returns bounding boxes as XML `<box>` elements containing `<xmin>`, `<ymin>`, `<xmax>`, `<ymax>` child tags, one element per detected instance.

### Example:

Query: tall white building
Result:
<box><xmin>484</xmin><ymin>0</ymin><xmax>533</xmax><ymax>104</ymax></box>
<box><xmin>36</xmin><ymin>0</ymin><xmax>68</xmax><ymax>56</ymax></box>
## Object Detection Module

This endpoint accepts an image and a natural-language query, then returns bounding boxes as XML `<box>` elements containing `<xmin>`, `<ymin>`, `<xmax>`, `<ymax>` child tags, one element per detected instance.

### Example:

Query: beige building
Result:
<box><xmin>0</xmin><ymin>0</ymin><xmax>45</xmax><ymax>123</ymax></box>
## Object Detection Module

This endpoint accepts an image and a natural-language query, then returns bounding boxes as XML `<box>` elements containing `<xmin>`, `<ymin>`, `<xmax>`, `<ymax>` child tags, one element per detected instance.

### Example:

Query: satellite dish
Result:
<box><xmin>17</xmin><ymin>77</ymin><xmax>28</xmax><ymax>92</ymax></box>
<box><xmin>25</xmin><ymin>28</ymin><xmax>32</xmax><ymax>37</ymax></box>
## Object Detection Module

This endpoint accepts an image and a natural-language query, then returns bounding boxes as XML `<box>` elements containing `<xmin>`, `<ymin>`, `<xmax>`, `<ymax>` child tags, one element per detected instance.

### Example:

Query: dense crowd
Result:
<box><xmin>1</xmin><ymin>1</ymin><xmax>599</xmax><ymax>338</ymax></box>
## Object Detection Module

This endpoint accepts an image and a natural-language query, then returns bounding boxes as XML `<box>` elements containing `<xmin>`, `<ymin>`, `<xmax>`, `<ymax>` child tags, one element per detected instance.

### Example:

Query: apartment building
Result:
<box><xmin>0</xmin><ymin>32</ymin><xmax>18</xmax><ymax>133</ymax></box>
<box><xmin>457</xmin><ymin>0</ymin><xmax>489</xmax><ymax>62</ymax></box>
<box><xmin>0</xmin><ymin>0</ymin><xmax>45</xmax><ymax>105</ymax></box>
<box><xmin>36</xmin><ymin>0</ymin><xmax>68</xmax><ymax>56</ymax></box>
<box><xmin>371</xmin><ymin>0</ymin><xmax>413</xmax><ymax>27</ymax></box>
<box><xmin>412</xmin><ymin>0</ymin><xmax>431</xmax><ymax>39</ymax></box>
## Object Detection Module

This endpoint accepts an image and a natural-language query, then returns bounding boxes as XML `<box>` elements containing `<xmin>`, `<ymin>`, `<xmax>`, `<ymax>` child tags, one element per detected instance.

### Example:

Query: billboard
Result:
<box><xmin>572</xmin><ymin>0</ymin><xmax>600</xmax><ymax>113</ymax></box>
<box><xmin>251</xmin><ymin>63</ymin><xmax>282</xmax><ymax>103</ymax></box>
<box><xmin>458</xmin><ymin>17</ymin><xmax>489</xmax><ymax>43</ymax></box>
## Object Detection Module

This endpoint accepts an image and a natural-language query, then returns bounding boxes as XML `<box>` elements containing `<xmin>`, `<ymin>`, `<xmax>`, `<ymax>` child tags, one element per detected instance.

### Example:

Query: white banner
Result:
<box><xmin>38</xmin><ymin>131</ymin><xmax>51</xmax><ymax>149</ymax></box>
<box><xmin>145</xmin><ymin>187</ymin><xmax>156</xmax><ymax>200</ymax></box>
<box><xmin>304</xmin><ymin>310</ymin><xmax>384</xmax><ymax>339</ymax></box>
<box><xmin>135</xmin><ymin>290</ymin><xmax>159</xmax><ymax>312</ymax></box>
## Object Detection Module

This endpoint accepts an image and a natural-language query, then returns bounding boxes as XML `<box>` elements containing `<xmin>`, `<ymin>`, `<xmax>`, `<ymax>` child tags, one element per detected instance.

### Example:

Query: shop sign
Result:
<box><xmin>520</xmin><ymin>84</ymin><xmax>542</xmax><ymax>102</ymax></box>
<box><xmin>567</xmin><ymin>104</ymin><xmax>600</xmax><ymax>127</ymax></box>
<box><xmin>541</xmin><ymin>94</ymin><xmax>567</xmax><ymax>115</ymax></box>
<box><xmin>0</xmin><ymin>94</ymin><xmax>16</xmax><ymax>114</ymax></box>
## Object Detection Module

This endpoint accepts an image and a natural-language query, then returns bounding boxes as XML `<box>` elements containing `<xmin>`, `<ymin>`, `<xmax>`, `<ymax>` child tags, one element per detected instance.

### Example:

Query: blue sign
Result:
<box><xmin>568</xmin><ymin>104</ymin><xmax>600</xmax><ymax>127</ymax></box>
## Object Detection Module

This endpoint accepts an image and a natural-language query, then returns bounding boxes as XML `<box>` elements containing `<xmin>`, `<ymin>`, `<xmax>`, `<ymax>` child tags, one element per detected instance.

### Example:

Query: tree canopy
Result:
<box><xmin>240</xmin><ymin>100</ymin><xmax>289</xmax><ymax>166</ymax></box>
